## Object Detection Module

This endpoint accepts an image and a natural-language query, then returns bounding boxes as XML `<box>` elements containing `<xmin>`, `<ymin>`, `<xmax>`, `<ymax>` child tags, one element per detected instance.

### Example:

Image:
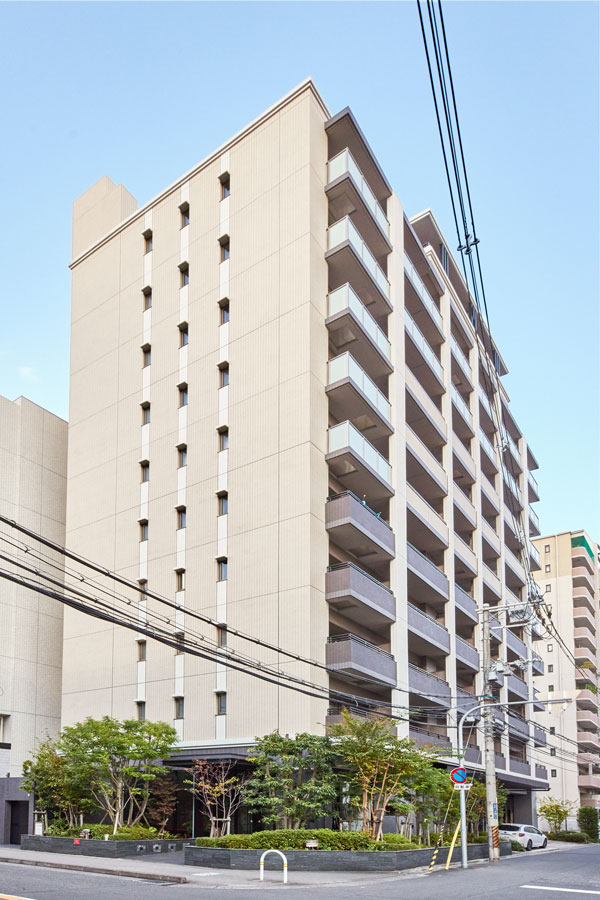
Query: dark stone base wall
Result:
<box><xmin>21</xmin><ymin>836</ymin><xmax>187</xmax><ymax>857</ymax></box>
<box><xmin>0</xmin><ymin>777</ymin><xmax>34</xmax><ymax>845</ymax></box>
<box><xmin>184</xmin><ymin>842</ymin><xmax>512</xmax><ymax>871</ymax></box>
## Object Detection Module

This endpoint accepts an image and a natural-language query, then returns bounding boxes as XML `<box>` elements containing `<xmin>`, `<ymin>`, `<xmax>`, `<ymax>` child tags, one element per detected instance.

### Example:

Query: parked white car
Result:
<box><xmin>498</xmin><ymin>823</ymin><xmax>547</xmax><ymax>850</ymax></box>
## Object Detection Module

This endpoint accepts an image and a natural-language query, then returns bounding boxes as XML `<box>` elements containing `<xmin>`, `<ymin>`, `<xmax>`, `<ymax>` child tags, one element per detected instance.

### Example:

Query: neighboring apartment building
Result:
<box><xmin>533</xmin><ymin>531</ymin><xmax>600</xmax><ymax>829</ymax></box>
<box><xmin>0</xmin><ymin>395</ymin><xmax>68</xmax><ymax>843</ymax></box>
<box><xmin>62</xmin><ymin>79</ymin><xmax>547</xmax><ymax>825</ymax></box>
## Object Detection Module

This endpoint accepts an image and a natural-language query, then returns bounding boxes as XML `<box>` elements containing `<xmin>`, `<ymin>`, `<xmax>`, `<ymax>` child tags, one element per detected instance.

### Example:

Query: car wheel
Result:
<box><xmin>541</xmin><ymin>838</ymin><xmax>547</xmax><ymax>849</ymax></box>
<box><xmin>526</xmin><ymin>840</ymin><xmax>533</xmax><ymax>851</ymax></box>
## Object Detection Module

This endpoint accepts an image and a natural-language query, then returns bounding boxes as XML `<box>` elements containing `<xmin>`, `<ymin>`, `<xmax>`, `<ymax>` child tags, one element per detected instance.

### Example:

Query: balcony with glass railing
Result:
<box><xmin>479</xmin><ymin>428</ymin><xmax>499</xmax><ymax>469</ymax></box>
<box><xmin>326</xmin><ymin>217</ymin><xmax>391</xmax><ymax>314</ymax></box>
<box><xmin>327</xmin><ymin>148</ymin><xmax>390</xmax><ymax>240</ymax></box>
<box><xmin>501</xmin><ymin>428</ymin><xmax>522</xmax><ymax>473</ymax></box>
<box><xmin>503</xmin><ymin>468</ymin><xmax>522</xmax><ymax>506</ymax></box>
<box><xmin>451</xmin><ymin>385</ymin><xmax>473</xmax><ymax>431</ymax></box>
<box><xmin>403</xmin><ymin>252</ymin><xmax>444</xmax><ymax>336</ymax></box>
<box><xmin>529</xmin><ymin>504</ymin><xmax>540</xmax><ymax>536</ymax></box>
<box><xmin>451</xmin><ymin>334</ymin><xmax>472</xmax><ymax>383</ymax></box>
<box><xmin>327</xmin><ymin>420</ymin><xmax>393</xmax><ymax>499</ymax></box>
<box><xmin>479</xmin><ymin>387</ymin><xmax>496</xmax><ymax>424</ymax></box>
<box><xmin>528</xmin><ymin>469</ymin><xmax>540</xmax><ymax>501</ymax></box>
<box><xmin>529</xmin><ymin>540</ymin><xmax>541</xmax><ymax>570</ymax></box>
<box><xmin>327</xmin><ymin>283</ymin><xmax>392</xmax><ymax>375</ymax></box>
<box><xmin>327</xmin><ymin>352</ymin><xmax>392</xmax><ymax>436</ymax></box>
<box><xmin>405</xmin><ymin>309</ymin><xmax>444</xmax><ymax>387</ymax></box>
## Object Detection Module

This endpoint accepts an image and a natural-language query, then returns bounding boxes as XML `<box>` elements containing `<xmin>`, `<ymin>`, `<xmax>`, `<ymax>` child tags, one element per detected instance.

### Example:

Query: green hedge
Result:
<box><xmin>511</xmin><ymin>840</ymin><xmax>525</xmax><ymax>852</ymax></box>
<box><xmin>547</xmin><ymin>831</ymin><xmax>589</xmax><ymax>843</ymax></box>
<box><xmin>45</xmin><ymin>823</ymin><xmax>175</xmax><ymax>841</ymax></box>
<box><xmin>577</xmin><ymin>806</ymin><xmax>599</xmax><ymax>842</ymax></box>
<box><xmin>193</xmin><ymin>828</ymin><xmax>498</xmax><ymax>852</ymax></box>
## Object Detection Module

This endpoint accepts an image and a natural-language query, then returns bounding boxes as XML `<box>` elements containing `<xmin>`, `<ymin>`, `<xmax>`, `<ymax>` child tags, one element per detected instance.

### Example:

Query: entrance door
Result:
<box><xmin>9</xmin><ymin>801</ymin><xmax>29</xmax><ymax>844</ymax></box>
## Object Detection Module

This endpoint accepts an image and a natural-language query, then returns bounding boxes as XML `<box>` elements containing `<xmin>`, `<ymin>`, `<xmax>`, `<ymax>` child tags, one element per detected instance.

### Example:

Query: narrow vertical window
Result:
<box><xmin>137</xmin><ymin>641</ymin><xmax>147</xmax><ymax>662</ymax></box>
<box><xmin>217</xmin><ymin>627</ymin><xmax>227</xmax><ymax>647</ymax></box>
<box><xmin>220</xmin><ymin>174</ymin><xmax>230</xmax><ymax>199</ymax></box>
<box><xmin>220</xmin><ymin>238</ymin><xmax>230</xmax><ymax>262</ymax></box>
<box><xmin>144</xmin><ymin>230</ymin><xmax>153</xmax><ymax>253</ymax></box>
<box><xmin>175</xmin><ymin>697</ymin><xmax>184</xmax><ymax>719</ymax></box>
<box><xmin>220</xmin><ymin>366</ymin><xmax>229</xmax><ymax>387</ymax></box>
<box><xmin>177</xmin><ymin>508</ymin><xmax>186</xmax><ymax>529</ymax></box>
<box><xmin>218</xmin><ymin>559</ymin><xmax>228</xmax><ymax>582</ymax></box>
<box><xmin>179</xmin><ymin>385</ymin><xmax>188</xmax><ymax>407</ymax></box>
<box><xmin>179</xmin><ymin>323</ymin><xmax>189</xmax><ymax>346</ymax></box>
<box><xmin>178</xmin><ymin>445</ymin><xmax>187</xmax><ymax>467</ymax></box>
<box><xmin>140</xmin><ymin>462</ymin><xmax>149</xmax><ymax>483</ymax></box>
<box><xmin>220</xmin><ymin>301</ymin><xmax>230</xmax><ymax>324</ymax></box>
<box><xmin>142</xmin><ymin>403</ymin><xmax>151</xmax><ymax>425</ymax></box>
<box><xmin>216</xmin><ymin>692</ymin><xmax>227</xmax><ymax>715</ymax></box>
<box><xmin>137</xmin><ymin>701</ymin><xmax>146</xmax><ymax>721</ymax></box>
<box><xmin>176</xmin><ymin>570</ymin><xmax>185</xmax><ymax>592</ymax></box>
<box><xmin>143</xmin><ymin>288</ymin><xmax>152</xmax><ymax>310</ymax></box>
<box><xmin>142</xmin><ymin>345</ymin><xmax>151</xmax><ymax>367</ymax></box>
<box><xmin>219</xmin><ymin>494</ymin><xmax>228</xmax><ymax>516</ymax></box>
<box><xmin>219</xmin><ymin>429</ymin><xmax>229</xmax><ymax>451</ymax></box>
<box><xmin>140</xmin><ymin>521</ymin><xmax>148</xmax><ymax>542</ymax></box>
<box><xmin>180</xmin><ymin>203</ymin><xmax>189</xmax><ymax>228</ymax></box>
<box><xmin>180</xmin><ymin>263</ymin><xmax>189</xmax><ymax>286</ymax></box>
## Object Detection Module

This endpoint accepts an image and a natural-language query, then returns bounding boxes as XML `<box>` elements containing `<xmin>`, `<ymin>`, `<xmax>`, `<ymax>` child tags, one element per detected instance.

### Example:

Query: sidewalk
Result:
<box><xmin>0</xmin><ymin>841</ymin><xmax>575</xmax><ymax>889</ymax></box>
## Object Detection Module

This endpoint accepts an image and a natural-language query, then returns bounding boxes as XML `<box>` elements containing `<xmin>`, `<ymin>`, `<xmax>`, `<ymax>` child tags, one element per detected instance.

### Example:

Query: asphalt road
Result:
<box><xmin>0</xmin><ymin>844</ymin><xmax>599</xmax><ymax>899</ymax></box>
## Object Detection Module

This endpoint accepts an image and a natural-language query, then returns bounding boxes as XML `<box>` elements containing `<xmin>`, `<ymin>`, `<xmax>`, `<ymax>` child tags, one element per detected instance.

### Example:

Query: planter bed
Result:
<box><xmin>184</xmin><ymin>841</ymin><xmax>512</xmax><ymax>871</ymax></box>
<box><xmin>21</xmin><ymin>835</ymin><xmax>187</xmax><ymax>858</ymax></box>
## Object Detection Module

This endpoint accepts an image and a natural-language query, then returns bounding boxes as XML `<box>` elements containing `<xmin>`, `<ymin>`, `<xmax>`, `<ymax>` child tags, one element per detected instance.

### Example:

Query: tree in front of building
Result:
<box><xmin>328</xmin><ymin>711</ymin><xmax>429</xmax><ymax>840</ymax></box>
<box><xmin>22</xmin><ymin>737</ymin><xmax>93</xmax><ymax>829</ymax></box>
<box><xmin>577</xmin><ymin>806</ymin><xmax>599</xmax><ymax>842</ymax></box>
<box><xmin>185</xmin><ymin>760</ymin><xmax>248</xmax><ymax>837</ymax></box>
<box><xmin>244</xmin><ymin>732</ymin><xmax>339</xmax><ymax>830</ymax></box>
<box><xmin>538</xmin><ymin>796</ymin><xmax>576</xmax><ymax>833</ymax></box>
<box><xmin>145</xmin><ymin>774</ymin><xmax>179</xmax><ymax>837</ymax></box>
<box><xmin>57</xmin><ymin>717</ymin><xmax>178</xmax><ymax>834</ymax></box>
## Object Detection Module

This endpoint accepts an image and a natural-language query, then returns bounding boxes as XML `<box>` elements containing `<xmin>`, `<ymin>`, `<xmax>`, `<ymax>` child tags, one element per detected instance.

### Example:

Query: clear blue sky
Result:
<box><xmin>0</xmin><ymin>2</ymin><xmax>598</xmax><ymax>538</ymax></box>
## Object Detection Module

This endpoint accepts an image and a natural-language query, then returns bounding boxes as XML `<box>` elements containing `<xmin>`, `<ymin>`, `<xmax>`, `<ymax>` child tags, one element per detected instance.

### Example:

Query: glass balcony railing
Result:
<box><xmin>328</xmin><ymin>284</ymin><xmax>391</xmax><ymax>361</ymax></box>
<box><xmin>451</xmin><ymin>385</ymin><xmax>473</xmax><ymax>427</ymax></box>
<box><xmin>479</xmin><ymin>387</ymin><xmax>495</xmax><ymax>421</ymax></box>
<box><xmin>328</xmin><ymin>420</ymin><xmax>392</xmax><ymax>484</ymax></box>
<box><xmin>328</xmin><ymin>352</ymin><xmax>391</xmax><ymax>422</ymax></box>
<box><xmin>529</xmin><ymin>541</ymin><xmax>541</xmax><ymax>567</ymax></box>
<box><xmin>529</xmin><ymin>506</ymin><xmax>540</xmax><ymax>530</ymax></box>
<box><xmin>503</xmin><ymin>468</ymin><xmax>522</xmax><ymax>503</ymax></box>
<box><xmin>451</xmin><ymin>334</ymin><xmax>471</xmax><ymax>379</ymax></box>
<box><xmin>327</xmin><ymin>217</ymin><xmax>390</xmax><ymax>299</ymax></box>
<box><xmin>528</xmin><ymin>470</ymin><xmax>539</xmax><ymax>494</ymax></box>
<box><xmin>502</xmin><ymin>428</ymin><xmax>521</xmax><ymax>464</ymax></box>
<box><xmin>479</xmin><ymin>428</ymin><xmax>497</xmax><ymax>463</ymax></box>
<box><xmin>328</xmin><ymin>148</ymin><xmax>390</xmax><ymax>237</ymax></box>
<box><xmin>405</xmin><ymin>309</ymin><xmax>444</xmax><ymax>381</ymax></box>
<box><xmin>403</xmin><ymin>252</ymin><xmax>443</xmax><ymax>332</ymax></box>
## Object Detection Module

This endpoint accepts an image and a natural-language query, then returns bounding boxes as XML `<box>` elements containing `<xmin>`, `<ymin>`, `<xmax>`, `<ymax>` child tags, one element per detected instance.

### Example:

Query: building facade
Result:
<box><xmin>533</xmin><ymin>531</ymin><xmax>600</xmax><ymax>829</ymax></box>
<box><xmin>0</xmin><ymin>395</ymin><xmax>68</xmax><ymax>843</ymax></box>
<box><xmin>63</xmin><ymin>79</ymin><xmax>547</xmax><ymax>823</ymax></box>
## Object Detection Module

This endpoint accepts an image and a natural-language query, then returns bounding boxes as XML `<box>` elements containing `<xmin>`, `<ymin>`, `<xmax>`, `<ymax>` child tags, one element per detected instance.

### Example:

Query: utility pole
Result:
<box><xmin>481</xmin><ymin>606</ymin><xmax>500</xmax><ymax>862</ymax></box>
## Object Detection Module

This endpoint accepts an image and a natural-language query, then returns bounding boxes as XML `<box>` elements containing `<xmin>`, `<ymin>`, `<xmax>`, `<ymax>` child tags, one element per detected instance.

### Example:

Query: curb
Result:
<box><xmin>0</xmin><ymin>856</ymin><xmax>188</xmax><ymax>884</ymax></box>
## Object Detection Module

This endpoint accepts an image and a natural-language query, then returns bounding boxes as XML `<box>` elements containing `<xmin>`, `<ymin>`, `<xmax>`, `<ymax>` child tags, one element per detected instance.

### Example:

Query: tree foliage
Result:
<box><xmin>57</xmin><ymin>717</ymin><xmax>178</xmax><ymax>834</ymax></box>
<box><xmin>328</xmin><ymin>712</ymin><xmax>428</xmax><ymax>840</ymax></box>
<box><xmin>538</xmin><ymin>796</ymin><xmax>576</xmax><ymax>833</ymax></box>
<box><xmin>577</xmin><ymin>805</ymin><xmax>599</xmax><ymax>842</ymax></box>
<box><xmin>22</xmin><ymin>737</ymin><xmax>92</xmax><ymax>828</ymax></box>
<box><xmin>185</xmin><ymin>760</ymin><xmax>248</xmax><ymax>837</ymax></box>
<box><xmin>244</xmin><ymin>732</ymin><xmax>338</xmax><ymax>829</ymax></box>
<box><xmin>145</xmin><ymin>775</ymin><xmax>178</xmax><ymax>837</ymax></box>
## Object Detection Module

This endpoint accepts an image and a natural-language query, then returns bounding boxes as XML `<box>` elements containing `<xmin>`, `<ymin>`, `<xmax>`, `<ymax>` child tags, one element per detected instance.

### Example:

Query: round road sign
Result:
<box><xmin>450</xmin><ymin>767</ymin><xmax>467</xmax><ymax>784</ymax></box>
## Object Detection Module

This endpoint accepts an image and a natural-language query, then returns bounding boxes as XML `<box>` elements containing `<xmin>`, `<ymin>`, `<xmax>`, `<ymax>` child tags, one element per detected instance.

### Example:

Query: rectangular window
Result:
<box><xmin>220</xmin><ymin>302</ymin><xmax>230</xmax><ymax>324</ymax></box>
<box><xmin>179</xmin><ymin>385</ymin><xmax>188</xmax><ymax>407</ymax></box>
<box><xmin>138</xmin><ymin>641</ymin><xmax>147</xmax><ymax>662</ymax></box>
<box><xmin>220</xmin><ymin>239</ymin><xmax>230</xmax><ymax>262</ymax></box>
<box><xmin>545</xmin><ymin>584</ymin><xmax>551</xmax><ymax>593</ymax></box>
<box><xmin>220</xmin><ymin>366</ymin><xmax>229</xmax><ymax>387</ymax></box>
<box><xmin>142</xmin><ymin>403</ymin><xmax>151</xmax><ymax>425</ymax></box>
<box><xmin>140</xmin><ymin>521</ymin><xmax>148</xmax><ymax>542</ymax></box>
<box><xmin>217</xmin><ymin>626</ymin><xmax>227</xmax><ymax>647</ymax></box>
<box><xmin>545</xmin><ymin>564</ymin><xmax>551</xmax><ymax>573</ymax></box>
<box><xmin>550</xmin><ymin>726</ymin><xmax>555</xmax><ymax>735</ymax></box>
<box><xmin>440</xmin><ymin>244</ymin><xmax>449</xmax><ymax>274</ymax></box>
<box><xmin>547</xmin><ymin>644</ymin><xmax>553</xmax><ymax>652</ymax></box>
<box><xmin>143</xmin><ymin>289</ymin><xmax>152</xmax><ymax>310</ymax></box>
<box><xmin>179</xmin><ymin>323</ymin><xmax>189</xmax><ymax>346</ymax></box>
<box><xmin>219</xmin><ymin>429</ymin><xmax>229</xmax><ymax>451</ymax></box>
<box><xmin>180</xmin><ymin>263</ymin><xmax>189</xmax><ymax>287</ymax></box>
<box><xmin>551</xmin><ymin>769</ymin><xmax>557</xmax><ymax>778</ymax></box>
<box><xmin>218</xmin><ymin>559</ymin><xmax>228</xmax><ymax>582</ymax></box>
<box><xmin>180</xmin><ymin>203</ymin><xmax>189</xmax><ymax>228</ymax></box>
<box><xmin>178</xmin><ymin>446</ymin><xmax>187</xmax><ymax>467</ymax></box>
<box><xmin>550</xmin><ymin>748</ymin><xmax>556</xmax><ymax>756</ymax></box>
<box><xmin>548</xmin><ymin>684</ymin><xmax>554</xmax><ymax>692</ymax></box>
<box><xmin>176</xmin><ymin>570</ymin><xmax>185</xmax><ymax>592</ymax></box>
<box><xmin>545</xmin><ymin>544</ymin><xmax>550</xmax><ymax>553</ymax></box>
<box><xmin>175</xmin><ymin>697</ymin><xmax>184</xmax><ymax>719</ymax></box>
<box><xmin>220</xmin><ymin>175</ymin><xmax>230</xmax><ymax>199</ymax></box>
<box><xmin>144</xmin><ymin>231</ymin><xmax>153</xmax><ymax>253</ymax></box>
<box><xmin>216</xmin><ymin>692</ymin><xmax>227</xmax><ymax>715</ymax></box>
<box><xmin>137</xmin><ymin>701</ymin><xmax>146</xmax><ymax>721</ymax></box>
<box><xmin>548</xmin><ymin>664</ymin><xmax>553</xmax><ymax>673</ymax></box>
<box><xmin>140</xmin><ymin>462</ymin><xmax>150</xmax><ymax>483</ymax></box>
<box><xmin>142</xmin><ymin>345</ymin><xmax>151</xmax><ymax>367</ymax></box>
<box><xmin>219</xmin><ymin>494</ymin><xmax>228</xmax><ymax>516</ymax></box>
<box><xmin>177</xmin><ymin>508</ymin><xmax>186</xmax><ymax>529</ymax></box>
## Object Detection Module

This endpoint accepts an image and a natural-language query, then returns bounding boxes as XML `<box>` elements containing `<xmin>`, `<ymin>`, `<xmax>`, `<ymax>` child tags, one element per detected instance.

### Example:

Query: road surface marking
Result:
<box><xmin>522</xmin><ymin>887</ymin><xmax>600</xmax><ymax>896</ymax></box>
<box><xmin>0</xmin><ymin>894</ymin><xmax>39</xmax><ymax>900</ymax></box>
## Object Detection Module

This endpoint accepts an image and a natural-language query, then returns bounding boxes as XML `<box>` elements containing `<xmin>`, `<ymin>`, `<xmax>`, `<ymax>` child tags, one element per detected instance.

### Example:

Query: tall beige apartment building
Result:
<box><xmin>533</xmin><ymin>531</ymin><xmax>600</xmax><ymax>828</ymax></box>
<box><xmin>0</xmin><ymin>395</ymin><xmax>68</xmax><ymax>843</ymax></box>
<box><xmin>63</xmin><ymin>79</ymin><xmax>548</xmax><ymax>824</ymax></box>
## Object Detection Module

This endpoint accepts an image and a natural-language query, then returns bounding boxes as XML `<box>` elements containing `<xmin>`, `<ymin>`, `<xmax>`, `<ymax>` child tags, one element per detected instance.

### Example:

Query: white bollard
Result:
<box><xmin>259</xmin><ymin>849</ymin><xmax>288</xmax><ymax>884</ymax></box>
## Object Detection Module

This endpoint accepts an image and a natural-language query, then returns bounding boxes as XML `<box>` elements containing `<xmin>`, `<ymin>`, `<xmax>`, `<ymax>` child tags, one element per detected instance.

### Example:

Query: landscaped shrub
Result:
<box><xmin>44</xmin><ymin>822</ymin><xmax>175</xmax><ymax>840</ymax></box>
<box><xmin>195</xmin><ymin>829</ymin><xmax>376</xmax><ymax>851</ymax></box>
<box><xmin>511</xmin><ymin>840</ymin><xmax>525</xmax><ymax>852</ymax></box>
<box><xmin>547</xmin><ymin>831</ymin><xmax>589</xmax><ymax>843</ymax></box>
<box><xmin>577</xmin><ymin>806</ymin><xmax>599</xmax><ymax>842</ymax></box>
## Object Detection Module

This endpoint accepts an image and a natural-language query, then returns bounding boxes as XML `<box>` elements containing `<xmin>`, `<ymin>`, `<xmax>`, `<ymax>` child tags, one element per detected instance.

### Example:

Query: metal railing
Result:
<box><xmin>326</xmin><ymin>490</ymin><xmax>393</xmax><ymax>531</ymax></box>
<box><xmin>327</xmin><ymin>632</ymin><xmax>394</xmax><ymax>659</ymax></box>
<box><xmin>326</xmin><ymin>561</ymin><xmax>394</xmax><ymax>594</ymax></box>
